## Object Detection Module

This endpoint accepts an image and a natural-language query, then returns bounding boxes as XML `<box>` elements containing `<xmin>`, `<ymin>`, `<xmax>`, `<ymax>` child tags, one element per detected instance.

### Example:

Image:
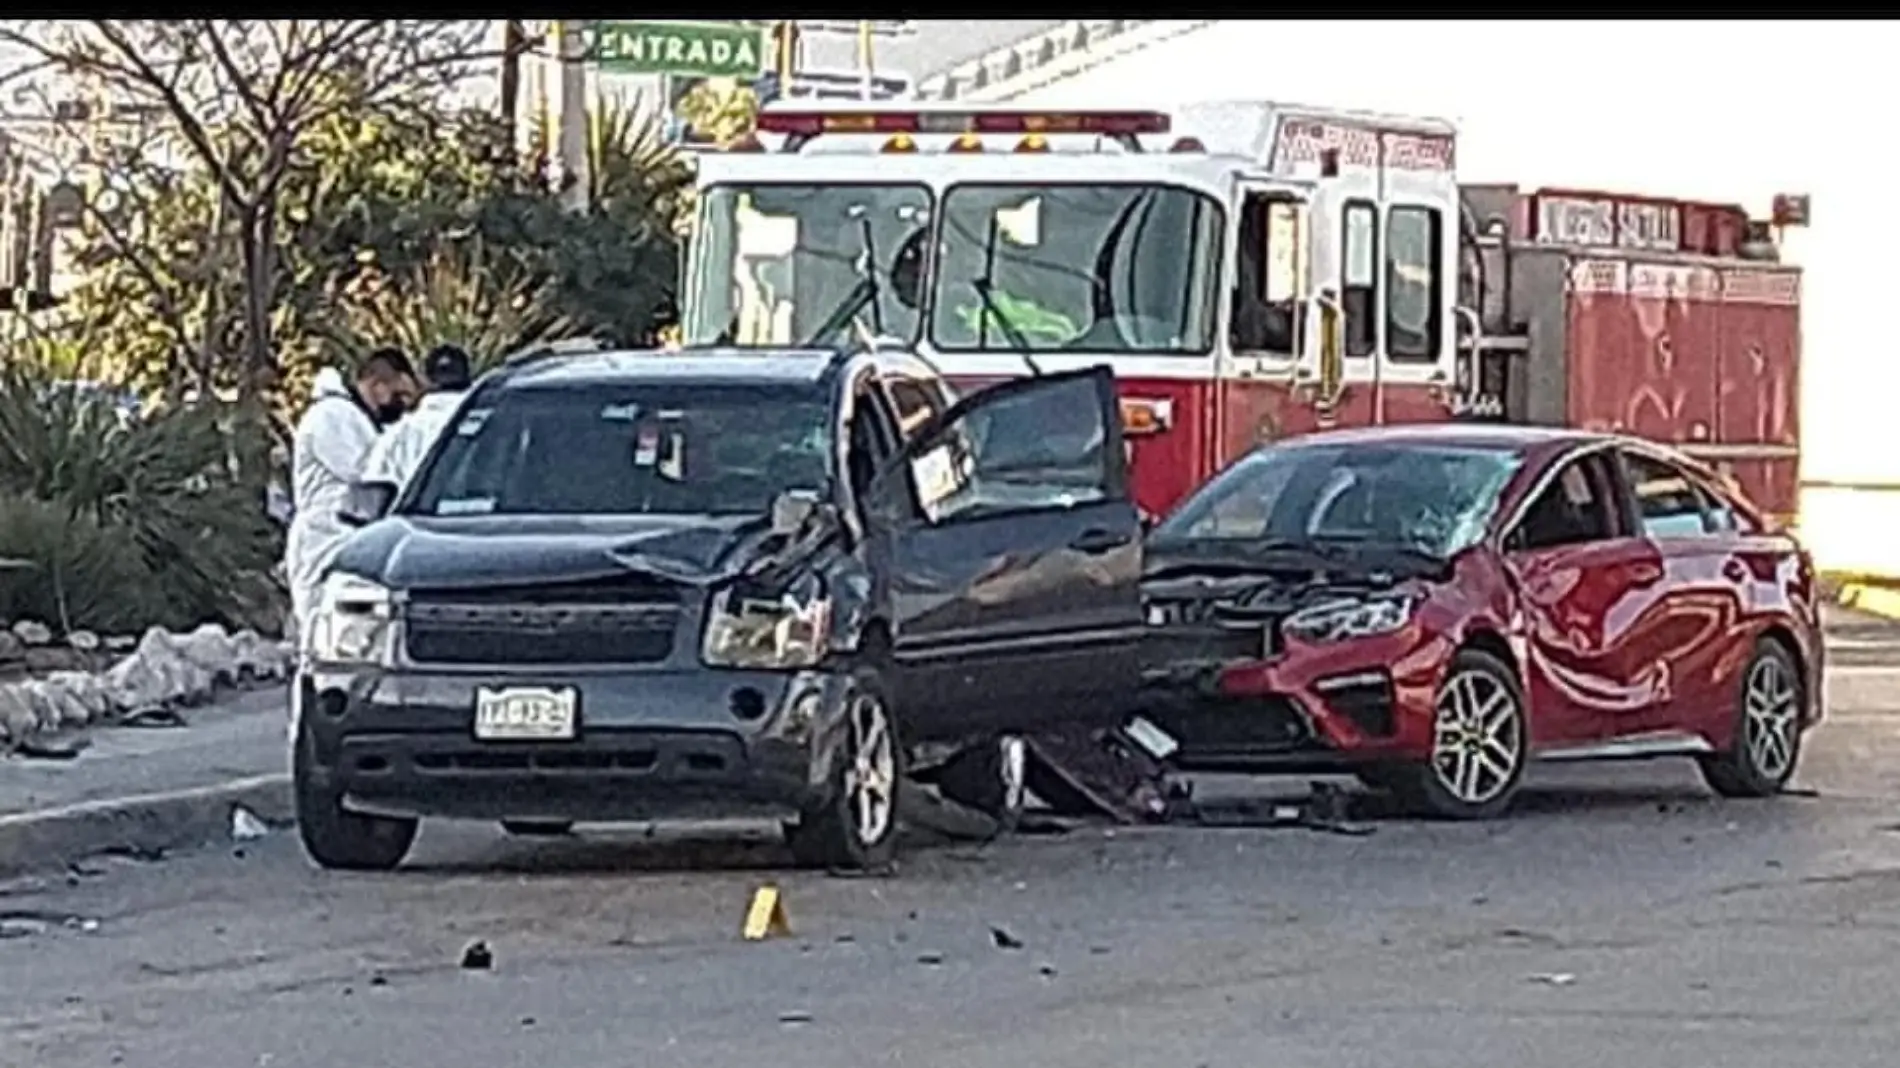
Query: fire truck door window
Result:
<box><xmin>1385</xmin><ymin>205</ymin><xmax>1444</xmax><ymax>364</ymax></box>
<box><xmin>1230</xmin><ymin>194</ymin><xmax>1301</xmax><ymax>355</ymax></box>
<box><xmin>682</xmin><ymin>183</ymin><xmax>935</xmax><ymax>348</ymax></box>
<box><xmin>1341</xmin><ymin>200</ymin><xmax>1378</xmax><ymax>358</ymax></box>
<box><xmin>930</xmin><ymin>183</ymin><xmax>1222</xmax><ymax>355</ymax></box>
<box><xmin>1620</xmin><ymin>451</ymin><xmax>1714</xmax><ymax>539</ymax></box>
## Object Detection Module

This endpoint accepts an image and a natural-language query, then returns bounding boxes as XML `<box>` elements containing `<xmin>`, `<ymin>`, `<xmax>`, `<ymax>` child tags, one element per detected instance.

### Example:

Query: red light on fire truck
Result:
<box><xmin>1168</xmin><ymin>136</ymin><xmax>1205</xmax><ymax>153</ymax></box>
<box><xmin>724</xmin><ymin>134</ymin><xmax>765</xmax><ymax>153</ymax></box>
<box><xmin>881</xmin><ymin>133</ymin><xmax>917</xmax><ymax>153</ymax></box>
<box><xmin>755</xmin><ymin>109</ymin><xmax>1171</xmax><ymax>137</ymax></box>
<box><xmin>1015</xmin><ymin>134</ymin><xmax>1050</xmax><ymax>153</ymax></box>
<box><xmin>947</xmin><ymin>133</ymin><xmax>984</xmax><ymax>153</ymax></box>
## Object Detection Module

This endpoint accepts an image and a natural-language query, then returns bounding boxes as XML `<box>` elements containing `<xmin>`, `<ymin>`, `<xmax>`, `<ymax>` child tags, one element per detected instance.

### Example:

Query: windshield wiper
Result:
<box><xmin>800</xmin><ymin>204</ymin><xmax>891</xmax><ymax>347</ymax></box>
<box><xmin>972</xmin><ymin>213</ymin><xmax>1043</xmax><ymax>376</ymax></box>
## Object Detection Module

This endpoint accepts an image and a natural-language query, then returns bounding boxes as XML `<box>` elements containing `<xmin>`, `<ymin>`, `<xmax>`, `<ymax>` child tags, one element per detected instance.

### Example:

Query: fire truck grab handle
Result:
<box><xmin>1454</xmin><ymin>306</ymin><xmax>1482</xmax><ymax>349</ymax></box>
<box><xmin>1314</xmin><ymin>290</ymin><xmax>1345</xmax><ymax>402</ymax></box>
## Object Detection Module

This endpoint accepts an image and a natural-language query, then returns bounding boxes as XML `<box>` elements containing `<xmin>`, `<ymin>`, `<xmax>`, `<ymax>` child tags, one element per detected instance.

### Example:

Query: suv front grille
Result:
<box><xmin>403</xmin><ymin>577</ymin><xmax>684</xmax><ymax>666</ymax></box>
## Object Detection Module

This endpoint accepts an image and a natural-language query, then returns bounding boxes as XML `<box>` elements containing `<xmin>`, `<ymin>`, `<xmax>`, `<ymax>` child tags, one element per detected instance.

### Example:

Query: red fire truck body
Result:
<box><xmin>683</xmin><ymin>102</ymin><xmax>1802</xmax><ymax>521</ymax></box>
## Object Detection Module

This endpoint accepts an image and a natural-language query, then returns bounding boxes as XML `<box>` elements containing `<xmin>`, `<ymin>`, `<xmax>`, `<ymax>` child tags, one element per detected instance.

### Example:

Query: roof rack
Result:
<box><xmin>502</xmin><ymin>336</ymin><xmax>609</xmax><ymax>366</ymax></box>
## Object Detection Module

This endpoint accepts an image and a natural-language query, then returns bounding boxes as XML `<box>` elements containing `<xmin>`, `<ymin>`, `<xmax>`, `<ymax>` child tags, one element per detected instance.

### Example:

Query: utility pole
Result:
<box><xmin>857</xmin><ymin>20</ymin><xmax>875</xmax><ymax>100</ymax></box>
<box><xmin>551</xmin><ymin>20</ymin><xmax>592</xmax><ymax>214</ymax></box>
<box><xmin>497</xmin><ymin>20</ymin><xmax>525</xmax><ymax>150</ymax></box>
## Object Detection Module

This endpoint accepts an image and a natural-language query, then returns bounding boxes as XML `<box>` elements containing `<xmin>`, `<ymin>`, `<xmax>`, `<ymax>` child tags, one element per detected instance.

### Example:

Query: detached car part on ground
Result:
<box><xmin>1136</xmin><ymin>425</ymin><xmax>1824</xmax><ymax>820</ymax></box>
<box><xmin>292</xmin><ymin>349</ymin><xmax>1150</xmax><ymax>871</ymax></box>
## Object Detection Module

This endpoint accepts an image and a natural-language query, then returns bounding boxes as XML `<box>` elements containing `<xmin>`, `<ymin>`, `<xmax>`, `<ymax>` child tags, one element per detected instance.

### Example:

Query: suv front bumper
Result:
<box><xmin>296</xmin><ymin>663</ymin><xmax>851</xmax><ymax>823</ymax></box>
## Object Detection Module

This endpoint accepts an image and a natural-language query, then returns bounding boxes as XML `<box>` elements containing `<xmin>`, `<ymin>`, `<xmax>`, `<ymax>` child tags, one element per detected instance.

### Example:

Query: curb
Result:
<box><xmin>1837</xmin><ymin>582</ymin><xmax>1900</xmax><ymax>623</ymax></box>
<box><xmin>0</xmin><ymin>772</ymin><xmax>291</xmax><ymax>879</ymax></box>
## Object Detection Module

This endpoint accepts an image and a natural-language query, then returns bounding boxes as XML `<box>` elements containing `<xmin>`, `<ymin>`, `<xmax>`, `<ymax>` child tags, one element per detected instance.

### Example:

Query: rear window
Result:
<box><xmin>404</xmin><ymin>383</ymin><xmax>832</xmax><ymax>517</ymax></box>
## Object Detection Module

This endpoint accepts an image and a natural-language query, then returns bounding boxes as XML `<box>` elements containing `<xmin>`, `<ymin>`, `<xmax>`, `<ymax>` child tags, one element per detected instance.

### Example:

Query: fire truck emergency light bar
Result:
<box><xmin>749</xmin><ymin>109</ymin><xmax>1171</xmax><ymax>153</ymax></box>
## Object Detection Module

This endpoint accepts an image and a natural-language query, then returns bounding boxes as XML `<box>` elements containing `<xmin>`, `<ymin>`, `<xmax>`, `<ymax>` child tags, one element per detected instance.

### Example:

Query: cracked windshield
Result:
<box><xmin>683</xmin><ymin>183</ymin><xmax>933</xmax><ymax>347</ymax></box>
<box><xmin>0</xmin><ymin>13</ymin><xmax>1867</xmax><ymax>1068</ymax></box>
<box><xmin>930</xmin><ymin>183</ymin><xmax>1222</xmax><ymax>353</ymax></box>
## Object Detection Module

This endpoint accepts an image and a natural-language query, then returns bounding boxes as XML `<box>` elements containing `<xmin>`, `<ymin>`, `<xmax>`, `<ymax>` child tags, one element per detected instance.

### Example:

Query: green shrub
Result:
<box><xmin>0</xmin><ymin>358</ymin><xmax>280</xmax><ymax>634</ymax></box>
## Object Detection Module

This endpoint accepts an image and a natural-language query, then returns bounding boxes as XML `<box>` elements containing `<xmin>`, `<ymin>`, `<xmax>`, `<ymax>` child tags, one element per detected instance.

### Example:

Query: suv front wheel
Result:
<box><xmin>786</xmin><ymin>666</ymin><xmax>903</xmax><ymax>870</ymax></box>
<box><xmin>293</xmin><ymin>715</ymin><xmax>418</xmax><ymax>871</ymax></box>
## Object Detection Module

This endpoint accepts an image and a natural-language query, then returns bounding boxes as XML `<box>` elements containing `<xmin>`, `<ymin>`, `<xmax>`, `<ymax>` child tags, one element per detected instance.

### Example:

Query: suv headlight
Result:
<box><xmin>1283</xmin><ymin>592</ymin><xmax>1417</xmax><ymax>644</ymax></box>
<box><xmin>701</xmin><ymin>586</ymin><xmax>831</xmax><ymax>670</ymax></box>
<box><xmin>305</xmin><ymin>573</ymin><xmax>398</xmax><ymax>666</ymax></box>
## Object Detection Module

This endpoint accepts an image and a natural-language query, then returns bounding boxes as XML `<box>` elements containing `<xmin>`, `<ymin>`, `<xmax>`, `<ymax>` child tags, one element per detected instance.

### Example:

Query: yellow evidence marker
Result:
<box><xmin>742</xmin><ymin>883</ymin><xmax>791</xmax><ymax>941</ymax></box>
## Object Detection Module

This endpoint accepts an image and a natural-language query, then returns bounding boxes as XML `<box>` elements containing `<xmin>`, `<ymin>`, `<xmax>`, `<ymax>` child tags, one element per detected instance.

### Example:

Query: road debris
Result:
<box><xmin>1527</xmin><ymin>972</ymin><xmax>1576</xmax><ymax>987</ymax></box>
<box><xmin>230</xmin><ymin>805</ymin><xmax>271</xmax><ymax>841</ymax></box>
<box><xmin>1181</xmin><ymin>782</ymin><xmax>1377</xmax><ymax>836</ymax></box>
<box><xmin>916</xmin><ymin>951</ymin><xmax>944</xmax><ymax>966</ymax></box>
<box><xmin>777</xmin><ymin>1010</ymin><xmax>814</xmax><ymax>1025</ymax></box>
<box><xmin>13</xmin><ymin>735</ymin><xmax>90</xmax><ymax>760</ymax></box>
<box><xmin>990</xmin><ymin>926</ymin><xmax>1024</xmax><ymax>950</ymax></box>
<box><xmin>459</xmin><ymin>940</ymin><xmax>493</xmax><ymax>970</ymax></box>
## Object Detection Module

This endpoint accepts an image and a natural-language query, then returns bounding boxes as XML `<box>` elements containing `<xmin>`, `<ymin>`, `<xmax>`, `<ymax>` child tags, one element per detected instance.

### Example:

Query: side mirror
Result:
<box><xmin>338</xmin><ymin>481</ymin><xmax>397</xmax><ymax>529</ymax></box>
<box><xmin>770</xmin><ymin>488</ymin><xmax>822</xmax><ymax>535</ymax></box>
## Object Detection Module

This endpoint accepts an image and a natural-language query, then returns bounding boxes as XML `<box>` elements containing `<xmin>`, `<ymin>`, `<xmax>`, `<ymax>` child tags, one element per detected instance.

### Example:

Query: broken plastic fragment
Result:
<box><xmin>230</xmin><ymin>805</ymin><xmax>270</xmax><ymax>841</ymax></box>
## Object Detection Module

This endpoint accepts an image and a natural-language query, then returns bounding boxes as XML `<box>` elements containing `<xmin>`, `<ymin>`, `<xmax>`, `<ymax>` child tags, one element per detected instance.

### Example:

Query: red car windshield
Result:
<box><xmin>1154</xmin><ymin>442</ymin><xmax>1523</xmax><ymax>558</ymax></box>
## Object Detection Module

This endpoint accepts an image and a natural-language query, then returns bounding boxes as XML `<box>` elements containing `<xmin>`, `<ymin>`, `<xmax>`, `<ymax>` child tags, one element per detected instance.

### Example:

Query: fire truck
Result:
<box><xmin>680</xmin><ymin>101</ymin><xmax>1804</xmax><ymax>522</ymax></box>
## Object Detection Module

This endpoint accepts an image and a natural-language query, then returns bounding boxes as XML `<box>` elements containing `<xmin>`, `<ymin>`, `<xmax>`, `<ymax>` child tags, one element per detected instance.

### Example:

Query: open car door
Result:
<box><xmin>866</xmin><ymin>367</ymin><xmax>1145</xmax><ymax>741</ymax></box>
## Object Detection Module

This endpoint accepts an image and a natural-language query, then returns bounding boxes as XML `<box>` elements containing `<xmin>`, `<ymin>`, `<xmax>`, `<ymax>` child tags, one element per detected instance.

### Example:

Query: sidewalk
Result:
<box><xmin>0</xmin><ymin>686</ymin><xmax>290</xmax><ymax>878</ymax></box>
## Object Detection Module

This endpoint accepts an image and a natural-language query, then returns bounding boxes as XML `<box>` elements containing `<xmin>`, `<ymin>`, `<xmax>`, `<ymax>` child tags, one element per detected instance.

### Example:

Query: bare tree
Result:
<box><xmin>0</xmin><ymin>20</ymin><xmax>506</xmax><ymax>400</ymax></box>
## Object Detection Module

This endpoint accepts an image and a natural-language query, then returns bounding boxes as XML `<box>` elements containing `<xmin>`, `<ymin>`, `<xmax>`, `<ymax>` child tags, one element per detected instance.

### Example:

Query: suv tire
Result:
<box><xmin>786</xmin><ymin>665</ymin><xmax>903</xmax><ymax>870</ymax></box>
<box><xmin>293</xmin><ymin>715</ymin><xmax>417</xmax><ymax>872</ymax></box>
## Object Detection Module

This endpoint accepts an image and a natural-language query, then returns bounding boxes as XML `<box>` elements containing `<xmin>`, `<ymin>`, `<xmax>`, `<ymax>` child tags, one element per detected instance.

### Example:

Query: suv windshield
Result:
<box><xmin>1153</xmin><ymin>443</ymin><xmax>1523</xmax><ymax>558</ymax></box>
<box><xmin>684</xmin><ymin>182</ymin><xmax>933</xmax><ymax>348</ymax></box>
<box><xmin>404</xmin><ymin>384</ymin><xmax>832</xmax><ymax>518</ymax></box>
<box><xmin>929</xmin><ymin>182</ymin><xmax>1222</xmax><ymax>354</ymax></box>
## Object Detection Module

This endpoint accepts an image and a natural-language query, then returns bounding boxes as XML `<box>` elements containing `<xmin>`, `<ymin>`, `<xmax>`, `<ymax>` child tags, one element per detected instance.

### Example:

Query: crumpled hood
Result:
<box><xmin>330</xmin><ymin>513</ymin><xmax>780</xmax><ymax>592</ymax></box>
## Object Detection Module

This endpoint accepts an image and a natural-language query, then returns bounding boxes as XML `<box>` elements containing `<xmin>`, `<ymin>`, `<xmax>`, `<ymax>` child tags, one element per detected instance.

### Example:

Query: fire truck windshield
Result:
<box><xmin>928</xmin><ymin>183</ymin><xmax>1222</xmax><ymax>355</ymax></box>
<box><xmin>683</xmin><ymin>182</ymin><xmax>934</xmax><ymax>347</ymax></box>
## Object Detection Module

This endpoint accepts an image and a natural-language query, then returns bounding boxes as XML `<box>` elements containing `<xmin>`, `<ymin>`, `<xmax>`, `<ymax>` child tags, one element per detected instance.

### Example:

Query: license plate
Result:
<box><xmin>473</xmin><ymin>686</ymin><xmax>578</xmax><ymax>741</ymax></box>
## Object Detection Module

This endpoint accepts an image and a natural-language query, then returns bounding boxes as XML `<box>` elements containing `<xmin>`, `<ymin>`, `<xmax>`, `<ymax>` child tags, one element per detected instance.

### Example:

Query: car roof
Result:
<box><xmin>1270</xmin><ymin>423</ymin><xmax>1615</xmax><ymax>456</ymax></box>
<box><xmin>495</xmin><ymin>347</ymin><xmax>851</xmax><ymax>392</ymax></box>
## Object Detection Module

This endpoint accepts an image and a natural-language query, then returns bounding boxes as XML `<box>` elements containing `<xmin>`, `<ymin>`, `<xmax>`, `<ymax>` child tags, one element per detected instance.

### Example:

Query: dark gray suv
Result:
<box><xmin>293</xmin><ymin>346</ymin><xmax>1145</xmax><ymax>871</ymax></box>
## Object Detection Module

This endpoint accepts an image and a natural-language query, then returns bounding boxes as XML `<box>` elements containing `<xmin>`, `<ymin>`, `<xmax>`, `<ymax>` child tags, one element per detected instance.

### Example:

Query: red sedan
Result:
<box><xmin>1137</xmin><ymin>425</ymin><xmax>1824</xmax><ymax>819</ymax></box>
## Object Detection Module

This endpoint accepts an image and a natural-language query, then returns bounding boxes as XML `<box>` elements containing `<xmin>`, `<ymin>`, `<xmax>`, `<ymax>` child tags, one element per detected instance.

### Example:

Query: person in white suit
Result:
<box><xmin>360</xmin><ymin>344</ymin><xmax>472</xmax><ymax>494</ymax></box>
<box><xmin>283</xmin><ymin>349</ymin><xmax>416</xmax><ymax>643</ymax></box>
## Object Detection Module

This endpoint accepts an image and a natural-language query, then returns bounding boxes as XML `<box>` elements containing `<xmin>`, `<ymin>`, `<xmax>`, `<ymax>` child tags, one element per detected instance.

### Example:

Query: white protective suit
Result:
<box><xmin>360</xmin><ymin>388</ymin><xmax>467</xmax><ymax>492</ymax></box>
<box><xmin>284</xmin><ymin>367</ymin><xmax>380</xmax><ymax>638</ymax></box>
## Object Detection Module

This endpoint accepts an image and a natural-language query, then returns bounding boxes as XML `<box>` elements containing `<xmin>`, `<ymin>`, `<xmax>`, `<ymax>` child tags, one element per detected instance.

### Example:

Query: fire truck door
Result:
<box><xmin>1218</xmin><ymin>183</ymin><xmax>1310</xmax><ymax>465</ymax></box>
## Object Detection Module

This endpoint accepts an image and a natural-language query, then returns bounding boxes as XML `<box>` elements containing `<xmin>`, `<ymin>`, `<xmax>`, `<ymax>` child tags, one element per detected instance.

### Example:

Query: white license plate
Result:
<box><xmin>473</xmin><ymin>686</ymin><xmax>578</xmax><ymax>741</ymax></box>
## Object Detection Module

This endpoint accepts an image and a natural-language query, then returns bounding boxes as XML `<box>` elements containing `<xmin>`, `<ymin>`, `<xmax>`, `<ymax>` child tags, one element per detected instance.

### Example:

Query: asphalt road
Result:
<box><xmin>8</xmin><ymin>606</ymin><xmax>1900</xmax><ymax>1068</ymax></box>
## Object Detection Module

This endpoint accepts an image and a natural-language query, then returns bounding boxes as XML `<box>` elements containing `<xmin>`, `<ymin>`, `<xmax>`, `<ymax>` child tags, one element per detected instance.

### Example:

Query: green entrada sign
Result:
<box><xmin>593</xmin><ymin>21</ymin><xmax>765</xmax><ymax>79</ymax></box>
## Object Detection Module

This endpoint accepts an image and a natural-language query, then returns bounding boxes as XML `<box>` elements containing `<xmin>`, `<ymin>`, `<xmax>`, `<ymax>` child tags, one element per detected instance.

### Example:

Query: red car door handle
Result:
<box><xmin>1722</xmin><ymin>559</ymin><xmax>1747</xmax><ymax>582</ymax></box>
<box><xmin>1069</xmin><ymin>528</ymin><xmax>1132</xmax><ymax>554</ymax></box>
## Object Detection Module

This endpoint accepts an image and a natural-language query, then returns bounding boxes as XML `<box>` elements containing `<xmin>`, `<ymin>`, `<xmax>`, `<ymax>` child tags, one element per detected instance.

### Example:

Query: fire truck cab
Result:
<box><xmin>681</xmin><ymin>101</ymin><xmax>1802</xmax><ymax>520</ymax></box>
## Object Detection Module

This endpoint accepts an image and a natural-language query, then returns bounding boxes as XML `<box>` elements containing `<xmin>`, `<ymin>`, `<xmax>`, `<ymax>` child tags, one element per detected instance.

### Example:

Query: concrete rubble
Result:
<box><xmin>0</xmin><ymin>623</ymin><xmax>292</xmax><ymax>753</ymax></box>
